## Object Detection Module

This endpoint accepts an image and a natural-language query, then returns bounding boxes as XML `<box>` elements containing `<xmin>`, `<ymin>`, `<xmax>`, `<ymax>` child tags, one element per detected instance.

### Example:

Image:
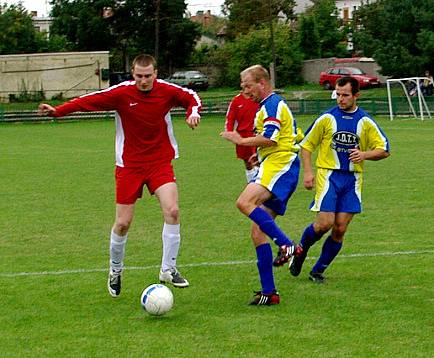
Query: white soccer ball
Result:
<box><xmin>140</xmin><ymin>284</ymin><xmax>174</xmax><ymax>316</ymax></box>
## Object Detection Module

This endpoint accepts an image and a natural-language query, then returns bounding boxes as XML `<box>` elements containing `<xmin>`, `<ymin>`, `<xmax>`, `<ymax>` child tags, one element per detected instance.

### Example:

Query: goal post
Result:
<box><xmin>386</xmin><ymin>77</ymin><xmax>432</xmax><ymax>121</ymax></box>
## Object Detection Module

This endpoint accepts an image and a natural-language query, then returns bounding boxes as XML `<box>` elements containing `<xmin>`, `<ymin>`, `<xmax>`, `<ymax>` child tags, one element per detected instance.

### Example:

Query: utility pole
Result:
<box><xmin>268</xmin><ymin>0</ymin><xmax>277</xmax><ymax>88</ymax></box>
<box><xmin>155</xmin><ymin>0</ymin><xmax>160</xmax><ymax>61</ymax></box>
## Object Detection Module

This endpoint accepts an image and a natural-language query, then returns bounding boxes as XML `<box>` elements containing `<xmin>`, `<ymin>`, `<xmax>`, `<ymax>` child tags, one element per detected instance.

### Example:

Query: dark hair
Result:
<box><xmin>336</xmin><ymin>76</ymin><xmax>359</xmax><ymax>95</ymax></box>
<box><xmin>131</xmin><ymin>54</ymin><xmax>157</xmax><ymax>70</ymax></box>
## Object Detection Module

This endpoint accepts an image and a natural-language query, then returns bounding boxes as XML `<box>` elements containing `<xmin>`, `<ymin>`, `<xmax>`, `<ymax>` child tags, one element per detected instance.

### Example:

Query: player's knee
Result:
<box><xmin>314</xmin><ymin>221</ymin><xmax>333</xmax><ymax>234</ymax></box>
<box><xmin>333</xmin><ymin>223</ymin><xmax>347</xmax><ymax>238</ymax></box>
<box><xmin>114</xmin><ymin>219</ymin><xmax>132</xmax><ymax>235</ymax></box>
<box><xmin>235</xmin><ymin>197</ymin><xmax>249</xmax><ymax>215</ymax></box>
<box><xmin>163</xmin><ymin>205</ymin><xmax>179</xmax><ymax>222</ymax></box>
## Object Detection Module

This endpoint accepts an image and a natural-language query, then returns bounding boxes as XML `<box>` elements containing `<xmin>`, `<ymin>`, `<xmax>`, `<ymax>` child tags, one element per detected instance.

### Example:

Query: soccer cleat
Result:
<box><xmin>309</xmin><ymin>271</ymin><xmax>326</xmax><ymax>284</ymax></box>
<box><xmin>159</xmin><ymin>268</ymin><xmax>189</xmax><ymax>288</ymax></box>
<box><xmin>249</xmin><ymin>290</ymin><xmax>280</xmax><ymax>306</ymax></box>
<box><xmin>273</xmin><ymin>244</ymin><xmax>303</xmax><ymax>267</ymax></box>
<box><xmin>107</xmin><ymin>269</ymin><xmax>122</xmax><ymax>298</ymax></box>
<box><xmin>289</xmin><ymin>246</ymin><xmax>308</xmax><ymax>277</ymax></box>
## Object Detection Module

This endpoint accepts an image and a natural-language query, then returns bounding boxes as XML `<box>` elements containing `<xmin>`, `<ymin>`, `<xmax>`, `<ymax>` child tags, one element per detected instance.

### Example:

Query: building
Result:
<box><xmin>336</xmin><ymin>0</ymin><xmax>376</xmax><ymax>22</ymax></box>
<box><xmin>30</xmin><ymin>11</ymin><xmax>53</xmax><ymax>38</ymax></box>
<box><xmin>0</xmin><ymin>51</ymin><xmax>109</xmax><ymax>102</ymax></box>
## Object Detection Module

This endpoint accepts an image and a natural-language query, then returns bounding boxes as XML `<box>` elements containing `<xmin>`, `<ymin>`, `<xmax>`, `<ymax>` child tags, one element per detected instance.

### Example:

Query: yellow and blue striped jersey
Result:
<box><xmin>300</xmin><ymin>106</ymin><xmax>390</xmax><ymax>172</ymax></box>
<box><xmin>254</xmin><ymin>93</ymin><xmax>300</xmax><ymax>162</ymax></box>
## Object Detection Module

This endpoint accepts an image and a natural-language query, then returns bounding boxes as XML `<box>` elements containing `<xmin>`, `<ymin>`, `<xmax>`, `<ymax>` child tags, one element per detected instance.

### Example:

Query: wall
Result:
<box><xmin>302</xmin><ymin>57</ymin><xmax>387</xmax><ymax>85</ymax></box>
<box><xmin>0</xmin><ymin>51</ymin><xmax>110</xmax><ymax>102</ymax></box>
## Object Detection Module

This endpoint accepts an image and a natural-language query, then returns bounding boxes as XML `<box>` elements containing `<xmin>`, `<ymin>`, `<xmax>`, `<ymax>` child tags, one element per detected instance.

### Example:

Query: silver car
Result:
<box><xmin>166</xmin><ymin>71</ymin><xmax>209</xmax><ymax>90</ymax></box>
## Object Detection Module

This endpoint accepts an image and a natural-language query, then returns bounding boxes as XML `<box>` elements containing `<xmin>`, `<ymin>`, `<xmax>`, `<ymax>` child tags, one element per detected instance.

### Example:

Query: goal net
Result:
<box><xmin>386</xmin><ymin>77</ymin><xmax>432</xmax><ymax>121</ymax></box>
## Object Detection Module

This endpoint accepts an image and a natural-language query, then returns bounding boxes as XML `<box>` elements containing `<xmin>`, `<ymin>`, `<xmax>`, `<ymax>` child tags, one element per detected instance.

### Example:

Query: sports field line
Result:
<box><xmin>1</xmin><ymin>249</ymin><xmax>433</xmax><ymax>278</ymax></box>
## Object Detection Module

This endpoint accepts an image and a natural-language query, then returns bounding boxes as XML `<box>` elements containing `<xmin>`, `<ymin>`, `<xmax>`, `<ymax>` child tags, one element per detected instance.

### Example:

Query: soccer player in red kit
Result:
<box><xmin>225</xmin><ymin>87</ymin><xmax>259</xmax><ymax>182</ymax></box>
<box><xmin>38</xmin><ymin>54</ymin><xmax>201</xmax><ymax>297</ymax></box>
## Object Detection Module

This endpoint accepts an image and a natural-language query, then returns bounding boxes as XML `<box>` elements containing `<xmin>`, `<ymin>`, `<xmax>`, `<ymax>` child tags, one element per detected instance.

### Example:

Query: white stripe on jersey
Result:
<box><xmin>165</xmin><ymin>112</ymin><xmax>179</xmax><ymax>159</ymax></box>
<box><xmin>115</xmin><ymin>112</ymin><xmax>125</xmax><ymax>167</ymax></box>
<box><xmin>157</xmin><ymin>79</ymin><xmax>202</xmax><ymax>117</ymax></box>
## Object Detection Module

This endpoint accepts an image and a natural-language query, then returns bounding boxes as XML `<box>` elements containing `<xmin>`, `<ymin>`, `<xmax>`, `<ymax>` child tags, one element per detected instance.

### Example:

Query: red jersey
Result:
<box><xmin>225</xmin><ymin>93</ymin><xmax>259</xmax><ymax>134</ymax></box>
<box><xmin>52</xmin><ymin>79</ymin><xmax>201</xmax><ymax>168</ymax></box>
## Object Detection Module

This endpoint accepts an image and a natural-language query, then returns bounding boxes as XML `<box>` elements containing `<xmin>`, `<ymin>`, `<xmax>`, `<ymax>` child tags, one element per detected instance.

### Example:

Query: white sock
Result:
<box><xmin>161</xmin><ymin>223</ymin><xmax>181</xmax><ymax>272</ymax></box>
<box><xmin>110</xmin><ymin>230</ymin><xmax>128</xmax><ymax>272</ymax></box>
<box><xmin>245</xmin><ymin>167</ymin><xmax>258</xmax><ymax>182</ymax></box>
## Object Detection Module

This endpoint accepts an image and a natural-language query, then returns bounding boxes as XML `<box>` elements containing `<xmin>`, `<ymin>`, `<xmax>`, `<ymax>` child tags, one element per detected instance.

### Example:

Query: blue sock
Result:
<box><xmin>256</xmin><ymin>243</ymin><xmax>275</xmax><ymax>294</ymax></box>
<box><xmin>300</xmin><ymin>223</ymin><xmax>324</xmax><ymax>251</ymax></box>
<box><xmin>312</xmin><ymin>236</ymin><xmax>342</xmax><ymax>273</ymax></box>
<box><xmin>248</xmin><ymin>207</ymin><xmax>293</xmax><ymax>247</ymax></box>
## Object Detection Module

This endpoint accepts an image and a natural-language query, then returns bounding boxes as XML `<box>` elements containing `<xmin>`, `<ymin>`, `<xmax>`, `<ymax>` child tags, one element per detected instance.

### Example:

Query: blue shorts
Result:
<box><xmin>254</xmin><ymin>152</ymin><xmax>300</xmax><ymax>216</ymax></box>
<box><xmin>310</xmin><ymin>169</ymin><xmax>362</xmax><ymax>213</ymax></box>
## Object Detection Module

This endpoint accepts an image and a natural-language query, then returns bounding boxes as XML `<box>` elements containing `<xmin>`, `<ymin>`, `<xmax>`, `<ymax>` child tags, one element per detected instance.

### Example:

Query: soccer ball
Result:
<box><xmin>140</xmin><ymin>284</ymin><xmax>174</xmax><ymax>316</ymax></box>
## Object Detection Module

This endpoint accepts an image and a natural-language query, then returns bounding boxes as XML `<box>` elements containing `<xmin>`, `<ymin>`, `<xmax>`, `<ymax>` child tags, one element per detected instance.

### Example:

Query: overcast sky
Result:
<box><xmin>4</xmin><ymin>0</ymin><xmax>225</xmax><ymax>17</ymax></box>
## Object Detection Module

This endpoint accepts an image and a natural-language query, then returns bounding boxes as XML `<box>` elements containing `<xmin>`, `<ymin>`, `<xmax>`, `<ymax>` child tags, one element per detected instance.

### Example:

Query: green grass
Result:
<box><xmin>0</xmin><ymin>115</ymin><xmax>433</xmax><ymax>357</ymax></box>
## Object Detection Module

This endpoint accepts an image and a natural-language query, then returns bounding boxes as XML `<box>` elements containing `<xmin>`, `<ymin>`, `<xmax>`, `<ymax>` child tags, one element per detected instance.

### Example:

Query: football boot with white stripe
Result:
<box><xmin>273</xmin><ymin>244</ymin><xmax>303</xmax><ymax>267</ymax></box>
<box><xmin>249</xmin><ymin>290</ymin><xmax>280</xmax><ymax>306</ymax></box>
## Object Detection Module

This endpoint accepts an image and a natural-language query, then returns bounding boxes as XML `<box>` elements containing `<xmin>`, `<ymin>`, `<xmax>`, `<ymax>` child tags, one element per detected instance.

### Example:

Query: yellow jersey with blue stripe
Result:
<box><xmin>300</xmin><ymin>106</ymin><xmax>390</xmax><ymax>172</ymax></box>
<box><xmin>254</xmin><ymin>93</ymin><xmax>300</xmax><ymax>162</ymax></box>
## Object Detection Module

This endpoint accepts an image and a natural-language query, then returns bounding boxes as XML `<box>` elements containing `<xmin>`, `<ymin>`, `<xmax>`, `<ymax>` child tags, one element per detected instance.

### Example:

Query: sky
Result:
<box><xmin>4</xmin><ymin>0</ymin><xmax>226</xmax><ymax>17</ymax></box>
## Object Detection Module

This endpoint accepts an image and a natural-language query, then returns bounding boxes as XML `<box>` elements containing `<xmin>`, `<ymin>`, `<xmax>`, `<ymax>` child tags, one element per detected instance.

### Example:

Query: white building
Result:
<box><xmin>336</xmin><ymin>0</ymin><xmax>376</xmax><ymax>21</ymax></box>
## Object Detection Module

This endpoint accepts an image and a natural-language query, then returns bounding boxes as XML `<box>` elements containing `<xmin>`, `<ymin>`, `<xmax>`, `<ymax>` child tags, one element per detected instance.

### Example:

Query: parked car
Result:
<box><xmin>319</xmin><ymin>67</ymin><xmax>380</xmax><ymax>90</ymax></box>
<box><xmin>165</xmin><ymin>71</ymin><xmax>209</xmax><ymax>90</ymax></box>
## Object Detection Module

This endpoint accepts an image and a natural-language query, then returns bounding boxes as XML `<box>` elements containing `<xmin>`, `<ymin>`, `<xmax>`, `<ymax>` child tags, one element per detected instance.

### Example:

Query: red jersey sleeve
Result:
<box><xmin>160</xmin><ymin>80</ymin><xmax>202</xmax><ymax>118</ymax></box>
<box><xmin>52</xmin><ymin>87</ymin><xmax>120</xmax><ymax>117</ymax></box>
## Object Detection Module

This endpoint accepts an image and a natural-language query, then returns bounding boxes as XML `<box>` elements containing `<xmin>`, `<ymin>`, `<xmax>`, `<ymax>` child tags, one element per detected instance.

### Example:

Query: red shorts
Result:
<box><xmin>236</xmin><ymin>132</ymin><xmax>256</xmax><ymax>160</ymax></box>
<box><xmin>115</xmin><ymin>162</ymin><xmax>176</xmax><ymax>204</ymax></box>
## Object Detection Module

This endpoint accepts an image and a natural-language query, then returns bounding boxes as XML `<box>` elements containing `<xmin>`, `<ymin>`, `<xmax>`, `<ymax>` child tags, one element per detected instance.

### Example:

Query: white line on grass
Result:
<box><xmin>1</xmin><ymin>249</ymin><xmax>433</xmax><ymax>278</ymax></box>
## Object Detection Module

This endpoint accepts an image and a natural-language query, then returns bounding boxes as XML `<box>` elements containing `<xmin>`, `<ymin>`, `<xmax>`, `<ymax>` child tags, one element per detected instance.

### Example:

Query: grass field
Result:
<box><xmin>1</xmin><ymin>115</ymin><xmax>433</xmax><ymax>357</ymax></box>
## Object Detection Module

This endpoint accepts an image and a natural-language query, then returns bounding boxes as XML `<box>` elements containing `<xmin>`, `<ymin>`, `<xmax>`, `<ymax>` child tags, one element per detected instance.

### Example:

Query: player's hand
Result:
<box><xmin>38</xmin><ymin>103</ymin><xmax>56</xmax><ymax>116</ymax></box>
<box><xmin>220</xmin><ymin>131</ymin><xmax>242</xmax><ymax>145</ymax></box>
<box><xmin>349</xmin><ymin>147</ymin><xmax>365</xmax><ymax>163</ymax></box>
<box><xmin>186</xmin><ymin>114</ymin><xmax>200</xmax><ymax>129</ymax></box>
<box><xmin>248</xmin><ymin>153</ymin><xmax>259</xmax><ymax>167</ymax></box>
<box><xmin>303</xmin><ymin>172</ymin><xmax>315</xmax><ymax>190</ymax></box>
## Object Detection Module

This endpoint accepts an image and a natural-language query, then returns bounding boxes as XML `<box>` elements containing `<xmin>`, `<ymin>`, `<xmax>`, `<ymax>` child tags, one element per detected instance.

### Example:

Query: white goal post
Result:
<box><xmin>386</xmin><ymin>77</ymin><xmax>432</xmax><ymax>121</ymax></box>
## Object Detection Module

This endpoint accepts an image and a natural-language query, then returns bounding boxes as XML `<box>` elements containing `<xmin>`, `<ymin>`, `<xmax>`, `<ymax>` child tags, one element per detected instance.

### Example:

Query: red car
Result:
<box><xmin>319</xmin><ymin>66</ymin><xmax>380</xmax><ymax>90</ymax></box>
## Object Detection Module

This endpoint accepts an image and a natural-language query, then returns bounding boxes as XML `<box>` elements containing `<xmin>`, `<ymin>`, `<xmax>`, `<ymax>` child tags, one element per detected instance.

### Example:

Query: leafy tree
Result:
<box><xmin>352</xmin><ymin>0</ymin><xmax>434</xmax><ymax>77</ymax></box>
<box><xmin>222</xmin><ymin>0</ymin><xmax>296</xmax><ymax>39</ymax></box>
<box><xmin>299</xmin><ymin>0</ymin><xmax>348</xmax><ymax>59</ymax></box>
<box><xmin>49</xmin><ymin>0</ymin><xmax>200</xmax><ymax>72</ymax></box>
<box><xmin>210</xmin><ymin>23</ymin><xmax>303</xmax><ymax>87</ymax></box>
<box><xmin>0</xmin><ymin>3</ymin><xmax>40</xmax><ymax>54</ymax></box>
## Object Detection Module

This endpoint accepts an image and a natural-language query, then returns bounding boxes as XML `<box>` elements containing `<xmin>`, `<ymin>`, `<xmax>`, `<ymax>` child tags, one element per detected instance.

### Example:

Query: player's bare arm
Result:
<box><xmin>38</xmin><ymin>103</ymin><xmax>56</xmax><ymax>116</ymax></box>
<box><xmin>220</xmin><ymin>132</ymin><xmax>275</xmax><ymax>147</ymax></box>
<box><xmin>301</xmin><ymin>148</ymin><xmax>315</xmax><ymax>190</ymax></box>
<box><xmin>349</xmin><ymin>148</ymin><xmax>390</xmax><ymax>163</ymax></box>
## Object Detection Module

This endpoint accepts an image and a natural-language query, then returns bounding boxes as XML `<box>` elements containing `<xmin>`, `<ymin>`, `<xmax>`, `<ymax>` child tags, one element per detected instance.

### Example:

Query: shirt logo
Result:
<box><xmin>331</xmin><ymin>131</ymin><xmax>359</xmax><ymax>152</ymax></box>
<box><xmin>129</xmin><ymin>102</ymin><xmax>138</xmax><ymax>107</ymax></box>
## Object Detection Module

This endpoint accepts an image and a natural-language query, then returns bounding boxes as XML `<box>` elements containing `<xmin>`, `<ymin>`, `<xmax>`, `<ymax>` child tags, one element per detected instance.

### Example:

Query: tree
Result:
<box><xmin>298</xmin><ymin>0</ymin><xmax>348</xmax><ymax>59</ymax></box>
<box><xmin>0</xmin><ymin>3</ymin><xmax>40</xmax><ymax>54</ymax></box>
<box><xmin>222</xmin><ymin>0</ymin><xmax>296</xmax><ymax>39</ymax></box>
<box><xmin>49</xmin><ymin>0</ymin><xmax>200</xmax><ymax>72</ymax></box>
<box><xmin>352</xmin><ymin>0</ymin><xmax>434</xmax><ymax>77</ymax></box>
<box><xmin>210</xmin><ymin>23</ymin><xmax>303</xmax><ymax>87</ymax></box>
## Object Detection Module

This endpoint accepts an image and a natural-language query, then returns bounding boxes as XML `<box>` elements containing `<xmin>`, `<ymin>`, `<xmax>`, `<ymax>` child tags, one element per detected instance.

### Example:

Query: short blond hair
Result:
<box><xmin>131</xmin><ymin>54</ymin><xmax>157</xmax><ymax>70</ymax></box>
<box><xmin>240</xmin><ymin>65</ymin><xmax>270</xmax><ymax>83</ymax></box>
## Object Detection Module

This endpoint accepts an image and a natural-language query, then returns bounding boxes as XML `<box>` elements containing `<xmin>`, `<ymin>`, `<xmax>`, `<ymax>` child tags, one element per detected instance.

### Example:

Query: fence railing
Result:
<box><xmin>1</xmin><ymin>97</ymin><xmax>433</xmax><ymax>122</ymax></box>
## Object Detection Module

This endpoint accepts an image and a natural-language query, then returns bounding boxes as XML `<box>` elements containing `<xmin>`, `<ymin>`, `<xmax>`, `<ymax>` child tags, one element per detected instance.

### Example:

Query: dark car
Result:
<box><xmin>319</xmin><ymin>67</ymin><xmax>380</xmax><ymax>90</ymax></box>
<box><xmin>165</xmin><ymin>71</ymin><xmax>209</xmax><ymax>90</ymax></box>
<box><xmin>109</xmin><ymin>72</ymin><xmax>133</xmax><ymax>86</ymax></box>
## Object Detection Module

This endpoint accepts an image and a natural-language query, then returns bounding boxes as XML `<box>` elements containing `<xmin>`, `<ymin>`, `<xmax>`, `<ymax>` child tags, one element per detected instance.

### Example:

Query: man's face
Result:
<box><xmin>132</xmin><ymin>64</ymin><xmax>157</xmax><ymax>92</ymax></box>
<box><xmin>241</xmin><ymin>73</ymin><xmax>263</xmax><ymax>103</ymax></box>
<box><xmin>335</xmin><ymin>82</ymin><xmax>359</xmax><ymax>112</ymax></box>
